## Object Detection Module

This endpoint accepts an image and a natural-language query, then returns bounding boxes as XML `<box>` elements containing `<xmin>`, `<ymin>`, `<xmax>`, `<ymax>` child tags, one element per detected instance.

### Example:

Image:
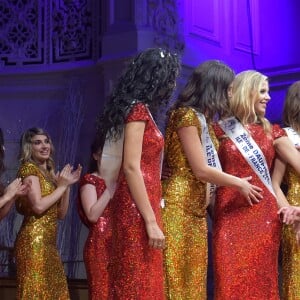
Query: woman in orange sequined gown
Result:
<box><xmin>213</xmin><ymin>71</ymin><xmax>300</xmax><ymax>299</ymax></box>
<box><xmin>162</xmin><ymin>61</ymin><xmax>262</xmax><ymax>300</ymax></box>
<box><xmin>14</xmin><ymin>128</ymin><xmax>81</xmax><ymax>300</ymax></box>
<box><xmin>95</xmin><ymin>48</ymin><xmax>180</xmax><ymax>299</ymax></box>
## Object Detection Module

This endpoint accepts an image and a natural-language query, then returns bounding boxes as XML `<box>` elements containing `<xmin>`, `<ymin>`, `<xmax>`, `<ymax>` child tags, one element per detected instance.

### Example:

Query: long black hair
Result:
<box><xmin>96</xmin><ymin>48</ymin><xmax>180</xmax><ymax>149</ymax></box>
<box><xmin>172</xmin><ymin>60</ymin><xmax>234</xmax><ymax>121</ymax></box>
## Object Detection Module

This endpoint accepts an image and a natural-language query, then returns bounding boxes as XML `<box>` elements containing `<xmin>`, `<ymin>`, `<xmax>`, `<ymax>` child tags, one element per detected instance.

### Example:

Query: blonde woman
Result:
<box><xmin>14</xmin><ymin>127</ymin><xmax>81</xmax><ymax>300</ymax></box>
<box><xmin>213</xmin><ymin>71</ymin><xmax>300</xmax><ymax>299</ymax></box>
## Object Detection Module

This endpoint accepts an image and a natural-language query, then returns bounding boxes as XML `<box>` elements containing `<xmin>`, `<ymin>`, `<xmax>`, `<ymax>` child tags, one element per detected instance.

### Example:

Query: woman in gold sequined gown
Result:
<box><xmin>14</xmin><ymin>128</ymin><xmax>81</xmax><ymax>300</ymax></box>
<box><xmin>272</xmin><ymin>81</ymin><xmax>300</xmax><ymax>300</ymax></box>
<box><xmin>162</xmin><ymin>61</ymin><xmax>262</xmax><ymax>299</ymax></box>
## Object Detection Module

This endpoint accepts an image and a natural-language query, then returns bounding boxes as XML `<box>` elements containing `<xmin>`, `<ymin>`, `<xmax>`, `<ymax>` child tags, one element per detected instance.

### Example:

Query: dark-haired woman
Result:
<box><xmin>14</xmin><ymin>127</ymin><xmax>81</xmax><ymax>299</ymax></box>
<box><xmin>162</xmin><ymin>60</ymin><xmax>262</xmax><ymax>299</ymax></box>
<box><xmin>78</xmin><ymin>137</ymin><xmax>118</xmax><ymax>300</ymax></box>
<box><xmin>0</xmin><ymin>128</ymin><xmax>27</xmax><ymax>220</ymax></box>
<box><xmin>96</xmin><ymin>48</ymin><xmax>180</xmax><ymax>299</ymax></box>
<box><xmin>272</xmin><ymin>81</ymin><xmax>300</xmax><ymax>299</ymax></box>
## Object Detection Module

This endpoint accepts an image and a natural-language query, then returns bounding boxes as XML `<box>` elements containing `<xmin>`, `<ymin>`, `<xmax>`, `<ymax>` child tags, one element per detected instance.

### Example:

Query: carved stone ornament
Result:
<box><xmin>0</xmin><ymin>0</ymin><xmax>100</xmax><ymax>70</ymax></box>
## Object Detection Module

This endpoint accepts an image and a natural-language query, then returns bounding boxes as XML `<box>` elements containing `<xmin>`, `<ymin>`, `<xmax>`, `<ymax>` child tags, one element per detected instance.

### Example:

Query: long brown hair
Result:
<box><xmin>283</xmin><ymin>81</ymin><xmax>300</xmax><ymax>133</ymax></box>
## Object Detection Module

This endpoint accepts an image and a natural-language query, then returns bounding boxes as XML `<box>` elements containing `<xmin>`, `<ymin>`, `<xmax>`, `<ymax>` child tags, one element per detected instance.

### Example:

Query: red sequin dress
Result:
<box><xmin>109</xmin><ymin>102</ymin><xmax>165</xmax><ymax>299</ymax></box>
<box><xmin>213</xmin><ymin>123</ymin><xmax>285</xmax><ymax>300</ymax></box>
<box><xmin>78</xmin><ymin>174</ymin><xmax>112</xmax><ymax>300</ymax></box>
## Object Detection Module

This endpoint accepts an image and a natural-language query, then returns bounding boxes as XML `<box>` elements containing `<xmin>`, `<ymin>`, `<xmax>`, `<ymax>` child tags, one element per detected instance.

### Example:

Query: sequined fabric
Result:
<box><xmin>281</xmin><ymin>165</ymin><xmax>300</xmax><ymax>300</ymax></box>
<box><xmin>78</xmin><ymin>174</ymin><xmax>112</xmax><ymax>300</ymax></box>
<box><xmin>109</xmin><ymin>102</ymin><xmax>165</xmax><ymax>299</ymax></box>
<box><xmin>15</xmin><ymin>162</ymin><xmax>69</xmax><ymax>300</ymax></box>
<box><xmin>213</xmin><ymin>123</ymin><xmax>285</xmax><ymax>300</ymax></box>
<box><xmin>162</xmin><ymin>107</ymin><xmax>217</xmax><ymax>299</ymax></box>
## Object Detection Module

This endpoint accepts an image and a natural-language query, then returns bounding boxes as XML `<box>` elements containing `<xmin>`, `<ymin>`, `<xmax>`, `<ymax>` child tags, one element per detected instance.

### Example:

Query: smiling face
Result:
<box><xmin>253</xmin><ymin>79</ymin><xmax>270</xmax><ymax>117</ymax></box>
<box><xmin>31</xmin><ymin>134</ymin><xmax>51</xmax><ymax>165</ymax></box>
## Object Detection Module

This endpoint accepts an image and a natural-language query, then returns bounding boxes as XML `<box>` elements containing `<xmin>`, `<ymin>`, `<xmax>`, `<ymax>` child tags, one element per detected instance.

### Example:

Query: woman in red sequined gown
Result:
<box><xmin>95</xmin><ymin>48</ymin><xmax>180</xmax><ymax>299</ymax></box>
<box><xmin>78</xmin><ymin>139</ymin><xmax>115</xmax><ymax>300</ymax></box>
<box><xmin>213</xmin><ymin>71</ymin><xmax>300</xmax><ymax>299</ymax></box>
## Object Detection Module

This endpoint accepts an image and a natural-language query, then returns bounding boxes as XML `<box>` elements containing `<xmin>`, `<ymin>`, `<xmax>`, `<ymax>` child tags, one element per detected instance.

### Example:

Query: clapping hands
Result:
<box><xmin>57</xmin><ymin>164</ymin><xmax>82</xmax><ymax>188</ymax></box>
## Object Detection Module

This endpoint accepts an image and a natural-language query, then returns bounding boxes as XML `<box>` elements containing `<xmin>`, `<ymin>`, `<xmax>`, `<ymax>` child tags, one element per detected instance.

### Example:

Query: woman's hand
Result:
<box><xmin>145</xmin><ymin>220</ymin><xmax>165</xmax><ymax>250</ymax></box>
<box><xmin>57</xmin><ymin>164</ymin><xmax>82</xmax><ymax>187</ymax></box>
<box><xmin>238</xmin><ymin>176</ymin><xmax>263</xmax><ymax>206</ymax></box>
<box><xmin>278</xmin><ymin>206</ymin><xmax>300</xmax><ymax>225</ymax></box>
<box><xmin>4</xmin><ymin>178</ymin><xmax>28</xmax><ymax>199</ymax></box>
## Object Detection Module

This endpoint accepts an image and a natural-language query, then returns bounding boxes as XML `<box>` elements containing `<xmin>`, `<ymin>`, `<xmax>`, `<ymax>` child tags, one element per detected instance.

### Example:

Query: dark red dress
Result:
<box><xmin>110</xmin><ymin>102</ymin><xmax>165</xmax><ymax>299</ymax></box>
<box><xmin>213</xmin><ymin>123</ymin><xmax>285</xmax><ymax>300</ymax></box>
<box><xmin>78</xmin><ymin>174</ymin><xmax>111</xmax><ymax>300</ymax></box>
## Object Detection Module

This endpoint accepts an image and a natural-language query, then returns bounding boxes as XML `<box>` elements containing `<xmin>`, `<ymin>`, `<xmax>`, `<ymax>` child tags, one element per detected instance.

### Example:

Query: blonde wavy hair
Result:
<box><xmin>230</xmin><ymin>70</ymin><xmax>271</xmax><ymax>133</ymax></box>
<box><xmin>19</xmin><ymin>127</ymin><xmax>56</xmax><ymax>176</ymax></box>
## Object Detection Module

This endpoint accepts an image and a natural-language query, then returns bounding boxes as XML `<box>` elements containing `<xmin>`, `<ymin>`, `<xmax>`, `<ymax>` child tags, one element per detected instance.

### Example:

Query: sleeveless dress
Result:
<box><xmin>281</xmin><ymin>165</ymin><xmax>300</xmax><ymax>300</ymax></box>
<box><xmin>15</xmin><ymin>162</ymin><xmax>69</xmax><ymax>300</ymax></box>
<box><xmin>213</xmin><ymin>123</ymin><xmax>285</xmax><ymax>300</ymax></box>
<box><xmin>78</xmin><ymin>174</ymin><xmax>112</xmax><ymax>300</ymax></box>
<box><xmin>162</xmin><ymin>107</ymin><xmax>217</xmax><ymax>299</ymax></box>
<box><xmin>109</xmin><ymin>102</ymin><xmax>165</xmax><ymax>299</ymax></box>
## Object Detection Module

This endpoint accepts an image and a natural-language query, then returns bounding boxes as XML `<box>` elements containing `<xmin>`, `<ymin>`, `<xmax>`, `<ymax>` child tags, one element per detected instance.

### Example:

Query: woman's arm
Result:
<box><xmin>0</xmin><ymin>200</ymin><xmax>14</xmax><ymax>220</ymax></box>
<box><xmin>0</xmin><ymin>178</ymin><xmax>28</xmax><ymax>220</ymax></box>
<box><xmin>57</xmin><ymin>164</ymin><xmax>82</xmax><ymax>219</ymax></box>
<box><xmin>80</xmin><ymin>184</ymin><xmax>111</xmax><ymax>223</ymax></box>
<box><xmin>274</xmin><ymin>136</ymin><xmax>300</xmax><ymax>174</ymax></box>
<box><xmin>123</xmin><ymin>121</ymin><xmax>165</xmax><ymax>249</ymax></box>
<box><xmin>178</xmin><ymin>126</ymin><xmax>262</xmax><ymax>205</ymax></box>
<box><xmin>57</xmin><ymin>187</ymin><xmax>70</xmax><ymax>219</ymax></box>
<box><xmin>24</xmin><ymin>164</ymin><xmax>81</xmax><ymax>215</ymax></box>
<box><xmin>271</xmin><ymin>156</ymin><xmax>290</xmax><ymax>208</ymax></box>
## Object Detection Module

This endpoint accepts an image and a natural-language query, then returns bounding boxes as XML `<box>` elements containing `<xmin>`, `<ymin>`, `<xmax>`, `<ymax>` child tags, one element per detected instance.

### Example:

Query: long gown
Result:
<box><xmin>281</xmin><ymin>165</ymin><xmax>300</xmax><ymax>300</ymax></box>
<box><xmin>109</xmin><ymin>102</ymin><xmax>165</xmax><ymax>299</ymax></box>
<box><xmin>78</xmin><ymin>174</ymin><xmax>111</xmax><ymax>300</ymax></box>
<box><xmin>162</xmin><ymin>107</ymin><xmax>217</xmax><ymax>299</ymax></box>
<box><xmin>213</xmin><ymin>123</ymin><xmax>285</xmax><ymax>300</ymax></box>
<box><xmin>15</xmin><ymin>162</ymin><xmax>69</xmax><ymax>300</ymax></box>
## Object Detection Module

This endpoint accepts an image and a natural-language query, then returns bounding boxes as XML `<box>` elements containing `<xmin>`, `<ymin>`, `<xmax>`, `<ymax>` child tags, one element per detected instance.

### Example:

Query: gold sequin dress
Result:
<box><xmin>281</xmin><ymin>165</ymin><xmax>300</xmax><ymax>300</ymax></box>
<box><xmin>15</xmin><ymin>162</ymin><xmax>70</xmax><ymax>300</ymax></box>
<box><xmin>162</xmin><ymin>107</ymin><xmax>216</xmax><ymax>299</ymax></box>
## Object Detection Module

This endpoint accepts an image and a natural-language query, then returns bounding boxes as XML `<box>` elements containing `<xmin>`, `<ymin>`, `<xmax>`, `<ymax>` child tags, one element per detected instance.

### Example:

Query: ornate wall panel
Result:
<box><xmin>232</xmin><ymin>0</ymin><xmax>260</xmax><ymax>54</ymax></box>
<box><xmin>185</xmin><ymin>0</ymin><xmax>221</xmax><ymax>46</ymax></box>
<box><xmin>0</xmin><ymin>0</ymin><xmax>100</xmax><ymax>70</ymax></box>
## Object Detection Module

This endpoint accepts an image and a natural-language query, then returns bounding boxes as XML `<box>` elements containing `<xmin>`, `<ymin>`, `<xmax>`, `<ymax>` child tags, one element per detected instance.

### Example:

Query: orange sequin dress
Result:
<box><xmin>109</xmin><ymin>102</ymin><xmax>165</xmax><ymax>299</ymax></box>
<box><xmin>78</xmin><ymin>174</ymin><xmax>111</xmax><ymax>300</ymax></box>
<box><xmin>281</xmin><ymin>165</ymin><xmax>300</xmax><ymax>300</ymax></box>
<box><xmin>162</xmin><ymin>107</ymin><xmax>216</xmax><ymax>299</ymax></box>
<box><xmin>15</xmin><ymin>162</ymin><xmax>69</xmax><ymax>300</ymax></box>
<box><xmin>213</xmin><ymin>123</ymin><xmax>285</xmax><ymax>300</ymax></box>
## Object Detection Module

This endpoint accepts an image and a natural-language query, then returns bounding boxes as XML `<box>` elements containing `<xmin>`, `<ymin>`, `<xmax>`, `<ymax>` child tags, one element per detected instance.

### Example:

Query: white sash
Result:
<box><xmin>194</xmin><ymin>110</ymin><xmax>222</xmax><ymax>206</ymax></box>
<box><xmin>219</xmin><ymin>117</ymin><xmax>275</xmax><ymax>197</ymax></box>
<box><xmin>284</xmin><ymin>127</ymin><xmax>300</xmax><ymax>146</ymax></box>
<box><xmin>100</xmin><ymin>130</ymin><xmax>124</xmax><ymax>196</ymax></box>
